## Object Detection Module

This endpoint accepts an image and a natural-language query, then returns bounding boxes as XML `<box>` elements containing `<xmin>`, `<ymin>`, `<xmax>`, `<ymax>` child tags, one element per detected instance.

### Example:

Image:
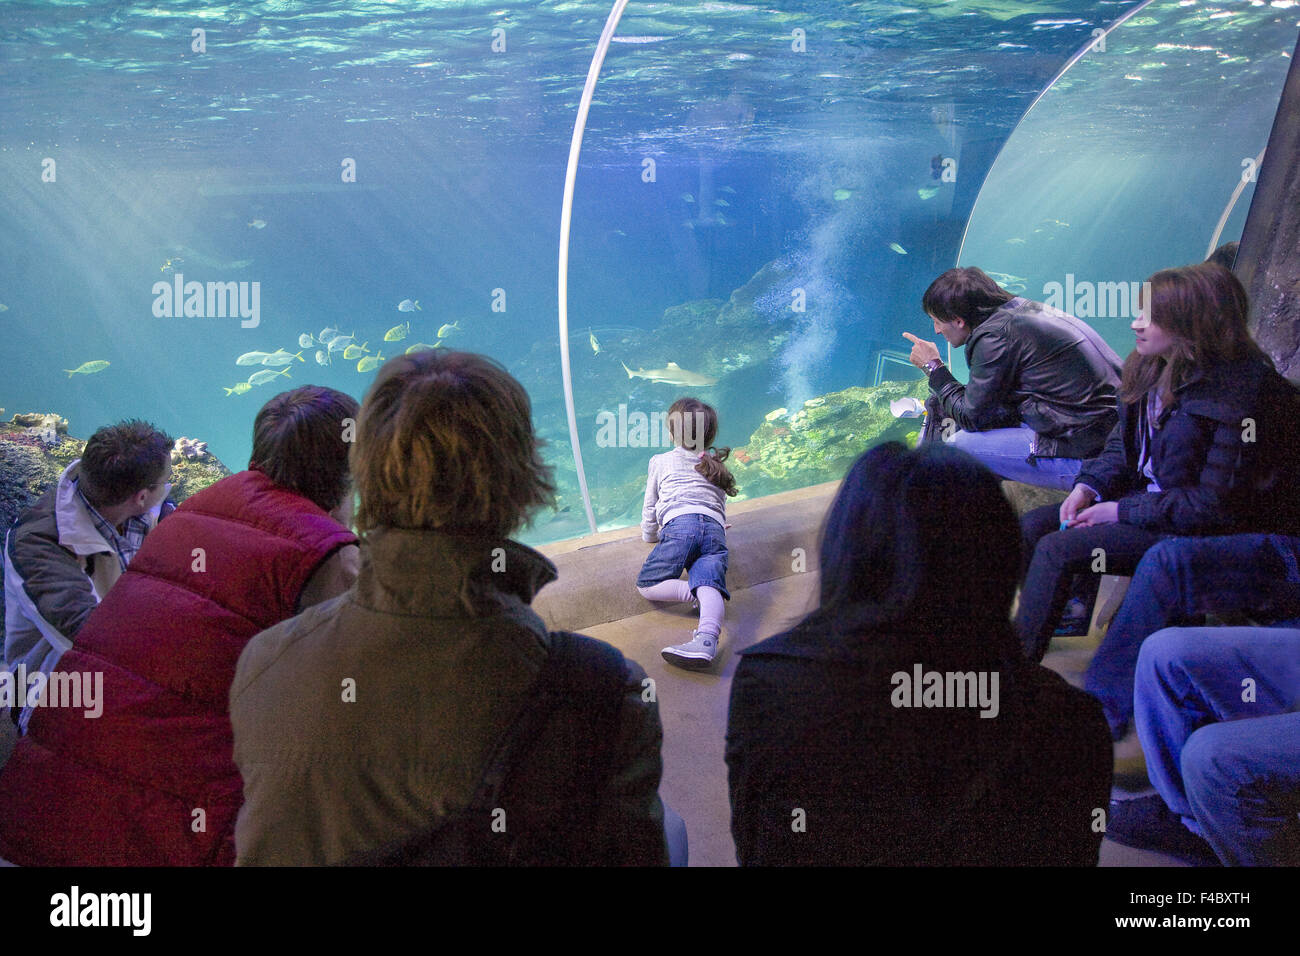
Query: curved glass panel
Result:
<box><xmin>540</xmin><ymin>0</ymin><xmax>1152</xmax><ymax>539</ymax></box>
<box><xmin>956</xmin><ymin>0</ymin><xmax>1298</xmax><ymax>381</ymax></box>
<box><xmin>6</xmin><ymin>1</ymin><xmax>1291</xmax><ymax>546</ymax></box>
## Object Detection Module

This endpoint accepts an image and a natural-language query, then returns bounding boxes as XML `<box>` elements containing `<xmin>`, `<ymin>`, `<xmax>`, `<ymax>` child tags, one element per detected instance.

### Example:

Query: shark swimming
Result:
<box><xmin>621</xmin><ymin>361</ymin><xmax>718</xmax><ymax>388</ymax></box>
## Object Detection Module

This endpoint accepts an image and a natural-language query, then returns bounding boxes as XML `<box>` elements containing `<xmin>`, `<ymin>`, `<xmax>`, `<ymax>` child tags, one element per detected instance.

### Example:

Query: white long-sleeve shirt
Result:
<box><xmin>640</xmin><ymin>446</ymin><xmax>728</xmax><ymax>542</ymax></box>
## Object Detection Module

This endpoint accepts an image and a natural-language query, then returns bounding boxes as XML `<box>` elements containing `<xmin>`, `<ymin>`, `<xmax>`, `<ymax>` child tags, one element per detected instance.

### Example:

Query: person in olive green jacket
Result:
<box><xmin>230</xmin><ymin>349</ymin><xmax>669</xmax><ymax>866</ymax></box>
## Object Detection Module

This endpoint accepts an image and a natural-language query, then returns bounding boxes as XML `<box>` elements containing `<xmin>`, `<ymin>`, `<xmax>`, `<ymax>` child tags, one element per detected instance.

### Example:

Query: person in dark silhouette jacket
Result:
<box><xmin>727</xmin><ymin>442</ymin><xmax>1113</xmax><ymax>866</ymax></box>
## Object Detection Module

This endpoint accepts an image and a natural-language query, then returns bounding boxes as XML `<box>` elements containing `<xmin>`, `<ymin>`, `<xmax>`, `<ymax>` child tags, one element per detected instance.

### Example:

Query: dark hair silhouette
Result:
<box><xmin>796</xmin><ymin>442</ymin><xmax>1021</xmax><ymax>660</ymax></box>
<box><xmin>1205</xmin><ymin>240</ymin><xmax>1238</xmax><ymax>271</ymax></box>
<box><xmin>352</xmin><ymin>349</ymin><xmax>556</xmax><ymax>536</ymax></box>
<box><xmin>78</xmin><ymin>420</ymin><xmax>172</xmax><ymax>508</ymax></box>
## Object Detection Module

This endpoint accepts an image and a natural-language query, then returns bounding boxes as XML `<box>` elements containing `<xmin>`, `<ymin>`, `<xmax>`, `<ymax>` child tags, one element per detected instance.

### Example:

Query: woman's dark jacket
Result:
<box><xmin>725</xmin><ymin>617</ymin><xmax>1113</xmax><ymax>866</ymax></box>
<box><xmin>1075</xmin><ymin>355</ymin><xmax>1300</xmax><ymax>535</ymax></box>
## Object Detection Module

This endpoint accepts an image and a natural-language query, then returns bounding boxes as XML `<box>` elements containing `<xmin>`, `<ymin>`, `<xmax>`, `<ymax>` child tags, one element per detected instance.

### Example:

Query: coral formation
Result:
<box><xmin>10</xmin><ymin>412</ymin><xmax>68</xmax><ymax>434</ymax></box>
<box><xmin>728</xmin><ymin>377</ymin><xmax>931</xmax><ymax>499</ymax></box>
<box><xmin>171</xmin><ymin>436</ymin><xmax>209</xmax><ymax>462</ymax></box>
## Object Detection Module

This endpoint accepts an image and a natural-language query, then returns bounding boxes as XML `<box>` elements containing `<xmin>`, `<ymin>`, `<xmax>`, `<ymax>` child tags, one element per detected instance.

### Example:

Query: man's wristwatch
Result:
<box><xmin>923</xmin><ymin>358</ymin><xmax>944</xmax><ymax>375</ymax></box>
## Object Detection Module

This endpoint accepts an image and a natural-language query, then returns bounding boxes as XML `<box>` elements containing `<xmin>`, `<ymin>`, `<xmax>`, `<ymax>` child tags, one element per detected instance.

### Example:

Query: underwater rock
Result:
<box><xmin>0</xmin><ymin>419</ymin><xmax>85</xmax><ymax>530</ymax></box>
<box><xmin>0</xmin><ymin>421</ymin><xmax>84</xmax><ymax>628</ymax></box>
<box><xmin>168</xmin><ymin>446</ymin><xmax>232</xmax><ymax>503</ymax></box>
<box><xmin>661</xmin><ymin>299</ymin><xmax>724</xmax><ymax>328</ymax></box>
<box><xmin>11</xmin><ymin>412</ymin><xmax>69</xmax><ymax>435</ymax></box>
<box><xmin>171</xmin><ymin>436</ymin><xmax>209</xmax><ymax>462</ymax></box>
<box><xmin>716</xmin><ymin>258</ymin><xmax>796</xmax><ymax>322</ymax></box>
<box><xmin>22</xmin><ymin>426</ymin><xmax>61</xmax><ymax>446</ymax></box>
<box><xmin>0</xmin><ymin>440</ymin><xmax>58</xmax><ymax>536</ymax></box>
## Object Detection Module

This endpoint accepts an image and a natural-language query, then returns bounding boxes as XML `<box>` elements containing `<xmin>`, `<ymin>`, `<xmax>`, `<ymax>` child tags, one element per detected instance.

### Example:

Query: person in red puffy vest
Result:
<box><xmin>0</xmin><ymin>385</ymin><xmax>360</xmax><ymax>866</ymax></box>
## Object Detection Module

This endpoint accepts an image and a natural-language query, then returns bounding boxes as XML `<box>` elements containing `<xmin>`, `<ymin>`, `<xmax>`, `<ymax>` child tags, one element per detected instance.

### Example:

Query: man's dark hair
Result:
<box><xmin>1205</xmin><ymin>240</ymin><xmax>1238</xmax><ymax>271</ymax></box>
<box><xmin>78</xmin><ymin>420</ymin><xmax>173</xmax><ymax>508</ymax></box>
<box><xmin>921</xmin><ymin>267</ymin><xmax>1016</xmax><ymax>329</ymax></box>
<box><xmin>250</xmin><ymin>386</ymin><xmax>360</xmax><ymax>513</ymax></box>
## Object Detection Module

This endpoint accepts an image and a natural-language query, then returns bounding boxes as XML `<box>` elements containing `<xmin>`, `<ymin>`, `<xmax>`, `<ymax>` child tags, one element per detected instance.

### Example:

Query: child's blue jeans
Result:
<box><xmin>637</xmin><ymin>514</ymin><xmax>730</xmax><ymax>600</ymax></box>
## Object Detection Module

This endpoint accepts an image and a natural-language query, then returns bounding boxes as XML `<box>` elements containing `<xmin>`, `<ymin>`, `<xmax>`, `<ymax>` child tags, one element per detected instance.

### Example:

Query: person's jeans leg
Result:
<box><xmin>662</xmin><ymin>801</ymin><xmax>689</xmax><ymax>867</ymax></box>
<box><xmin>1183</xmin><ymin>711</ymin><xmax>1300</xmax><ymax>866</ymax></box>
<box><xmin>1134</xmin><ymin>626</ymin><xmax>1300</xmax><ymax>851</ymax></box>
<box><xmin>1086</xmin><ymin>534</ymin><xmax>1300</xmax><ymax>736</ymax></box>
<box><xmin>1015</xmin><ymin>520</ymin><xmax>1163</xmax><ymax>662</ymax></box>
<box><xmin>948</xmin><ymin>425</ymin><xmax>1082</xmax><ymax>491</ymax></box>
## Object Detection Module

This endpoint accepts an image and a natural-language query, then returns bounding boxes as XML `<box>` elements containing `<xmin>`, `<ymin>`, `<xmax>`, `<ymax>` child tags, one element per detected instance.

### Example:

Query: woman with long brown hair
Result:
<box><xmin>1016</xmin><ymin>262</ymin><xmax>1285</xmax><ymax>732</ymax></box>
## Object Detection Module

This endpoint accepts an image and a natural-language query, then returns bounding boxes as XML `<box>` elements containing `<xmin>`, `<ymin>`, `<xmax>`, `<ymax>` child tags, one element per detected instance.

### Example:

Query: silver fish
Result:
<box><xmin>247</xmin><ymin>367</ymin><xmax>290</xmax><ymax>386</ymax></box>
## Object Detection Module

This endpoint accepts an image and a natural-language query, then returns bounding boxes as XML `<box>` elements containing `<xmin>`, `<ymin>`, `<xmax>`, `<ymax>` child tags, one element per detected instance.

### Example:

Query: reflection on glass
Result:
<box><xmin>955</xmin><ymin>0</ymin><xmax>1295</xmax><ymax>382</ymax></box>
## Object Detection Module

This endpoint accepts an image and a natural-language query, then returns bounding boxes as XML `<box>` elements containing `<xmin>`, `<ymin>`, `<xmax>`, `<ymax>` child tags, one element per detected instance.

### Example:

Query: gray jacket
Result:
<box><xmin>928</xmin><ymin>297</ymin><xmax>1123</xmax><ymax>460</ymax></box>
<box><xmin>641</xmin><ymin>446</ymin><xmax>728</xmax><ymax>541</ymax></box>
<box><xmin>4</xmin><ymin>461</ymin><xmax>162</xmax><ymax>683</ymax></box>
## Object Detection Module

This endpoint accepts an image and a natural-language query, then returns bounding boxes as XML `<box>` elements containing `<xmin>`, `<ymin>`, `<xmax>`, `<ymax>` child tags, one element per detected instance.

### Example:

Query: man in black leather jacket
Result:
<box><xmin>904</xmin><ymin>266</ymin><xmax>1123</xmax><ymax>491</ymax></box>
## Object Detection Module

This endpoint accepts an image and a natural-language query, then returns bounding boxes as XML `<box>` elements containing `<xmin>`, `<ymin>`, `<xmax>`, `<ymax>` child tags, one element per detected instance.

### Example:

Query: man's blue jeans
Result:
<box><xmin>946</xmin><ymin>425</ymin><xmax>1082</xmax><ymax>492</ymax></box>
<box><xmin>1134</xmin><ymin>626</ymin><xmax>1300</xmax><ymax>865</ymax></box>
<box><xmin>1086</xmin><ymin>534</ymin><xmax>1300</xmax><ymax>736</ymax></box>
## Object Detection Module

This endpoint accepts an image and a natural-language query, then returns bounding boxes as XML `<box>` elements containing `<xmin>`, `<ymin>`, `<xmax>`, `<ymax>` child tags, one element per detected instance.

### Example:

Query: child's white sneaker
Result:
<box><xmin>662</xmin><ymin>629</ymin><xmax>718</xmax><ymax>670</ymax></box>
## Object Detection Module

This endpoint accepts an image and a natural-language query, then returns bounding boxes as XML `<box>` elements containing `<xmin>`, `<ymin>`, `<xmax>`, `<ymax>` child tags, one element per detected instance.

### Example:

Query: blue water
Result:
<box><xmin>2</xmin><ymin>0</ymin><xmax>1295</xmax><ymax>544</ymax></box>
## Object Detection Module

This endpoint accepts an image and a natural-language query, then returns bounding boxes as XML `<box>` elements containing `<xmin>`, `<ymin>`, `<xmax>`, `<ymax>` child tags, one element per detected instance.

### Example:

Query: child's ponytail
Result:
<box><xmin>668</xmin><ymin>396</ymin><xmax>739</xmax><ymax>497</ymax></box>
<box><xmin>697</xmin><ymin>446</ymin><xmax>738</xmax><ymax>497</ymax></box>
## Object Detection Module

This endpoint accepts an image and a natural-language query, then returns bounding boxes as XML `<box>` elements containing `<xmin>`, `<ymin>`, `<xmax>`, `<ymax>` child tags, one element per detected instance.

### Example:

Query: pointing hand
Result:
<box><xmin>902</xmin><ymin>333</ymin><xmax>941</xmax><ymax>370</ymax></box>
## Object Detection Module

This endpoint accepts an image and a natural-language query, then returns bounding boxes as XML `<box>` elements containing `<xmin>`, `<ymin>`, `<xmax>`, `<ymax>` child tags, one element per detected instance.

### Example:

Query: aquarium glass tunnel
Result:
<box><xmin>2</xmin><ymin>0</ymin><xmax>1296</xmax><ymax>543</ymax></box>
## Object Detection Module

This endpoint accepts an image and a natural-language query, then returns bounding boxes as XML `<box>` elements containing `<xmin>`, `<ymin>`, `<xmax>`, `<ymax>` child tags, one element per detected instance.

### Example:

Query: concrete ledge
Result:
<box><xmin>534</xmin><ymin>476</ymin><xmax>1065</xmax><ymax>635</ymax></box>
<box><xmin>1000</xmin><ymin>479</ymin><xmax>1067</xmax><ymax>516</ymax></box>
<box><xmin>535</xmin><ymin>481</ymin><xmax>837</xmax><ymax>633</ymax></box>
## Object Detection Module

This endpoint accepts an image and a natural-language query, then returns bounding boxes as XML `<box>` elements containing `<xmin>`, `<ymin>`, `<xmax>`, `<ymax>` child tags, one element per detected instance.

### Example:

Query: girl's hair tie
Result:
<box><xmin>698</xmin><ymin>451</ymin><xmax>707</xmax><ymax>459</ymax></box>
